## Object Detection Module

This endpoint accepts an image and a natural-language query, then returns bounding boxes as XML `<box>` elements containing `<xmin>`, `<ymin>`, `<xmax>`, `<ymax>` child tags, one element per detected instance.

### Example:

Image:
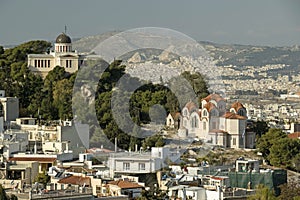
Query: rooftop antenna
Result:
<box><xmin>64</xmin><ymin>25</ymin><xmax>67</xmax><ymax>34</ymax></box>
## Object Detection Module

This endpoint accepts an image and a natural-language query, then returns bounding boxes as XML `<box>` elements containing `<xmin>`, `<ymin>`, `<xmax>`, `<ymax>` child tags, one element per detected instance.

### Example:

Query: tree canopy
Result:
<box><xmin>256</xmin><ymin>128</ymin><xmax>300</xmax><ymax>171</ymax></box>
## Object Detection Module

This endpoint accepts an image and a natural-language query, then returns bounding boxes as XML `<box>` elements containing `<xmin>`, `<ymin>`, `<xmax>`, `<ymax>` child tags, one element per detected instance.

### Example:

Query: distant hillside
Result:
<box><xmin>72</xmin><ymin>33</ymin><xmax>300</xmax><ymax>68</ymax></box>
<box><xmin>199</xmin><ymin>41</ymin><xmax>300</xmax><ymax>67</ymax></box>
<box><xmin>72</xmin><ymin>31</ymin><xmax>120</xmax><ymax>53</ymax></box>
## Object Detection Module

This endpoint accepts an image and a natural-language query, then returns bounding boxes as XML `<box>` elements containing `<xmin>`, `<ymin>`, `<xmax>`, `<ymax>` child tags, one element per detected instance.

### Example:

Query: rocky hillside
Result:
<box><xmin>73</xmin><ymin>32</ymin><xmax>300</xmax><ymax>69</ymax></box>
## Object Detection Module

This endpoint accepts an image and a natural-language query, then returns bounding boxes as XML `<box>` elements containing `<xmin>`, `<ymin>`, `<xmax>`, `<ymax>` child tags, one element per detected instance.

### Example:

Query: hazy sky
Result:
<box><xmin>1</xmin><ymin>0</ymin><xmax>300</xmax><ymax>46</ymax></box>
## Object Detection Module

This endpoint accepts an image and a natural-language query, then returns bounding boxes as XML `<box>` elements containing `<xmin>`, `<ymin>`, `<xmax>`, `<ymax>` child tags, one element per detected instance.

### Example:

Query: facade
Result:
<box><xmin>13</xmin><ymin>118</ymin><xmax>89</xmax><ymax>159</ymax></box>
<box><xmin>166</xmin><ymin>112</ymin><xmax>181</xmax><ymax>129</ymax></box>
<box><xmin>108</xmin><ymin>147</ymin><xmax>181</xmax><ymax>178</ymax></box>
<box><xmin>0</xmin><ymin>90</ymin><xmax>19</xmax><ymax>127</ymax></box>
<box><xmin>106</xmin><ymin>180</ymin><xmax>144</xmax><ymax>198</ymax></box>
<box><xmin>27</xmin><ymin>33</ymin><xmax>85</xmax><ymax>77</ymax></box>
<box><xmin>176</xmin><ymin>94</ymin><xmax>255</xmax><ymax>149</ymax></box>
<box><xmin>0</xmin><ymin>161</ymin><xmax>39</xmax><ymax>187</ymax></box>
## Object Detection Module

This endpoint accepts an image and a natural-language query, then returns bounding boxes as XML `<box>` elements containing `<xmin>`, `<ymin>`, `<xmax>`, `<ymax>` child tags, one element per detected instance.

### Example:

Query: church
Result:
<box><xmin>27</xmin><ymin>32</ymin><xmax>85</xmax><ymax>77</ymax></box>
<box><xmin>166</xmin><ymin>94</ymin><xmax>256</xmax><ymax>149</ymax></box>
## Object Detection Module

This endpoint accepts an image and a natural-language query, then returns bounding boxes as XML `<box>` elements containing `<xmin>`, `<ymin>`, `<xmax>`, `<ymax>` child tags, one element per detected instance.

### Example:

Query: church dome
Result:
<box><xmin>55</xmin><ymin>33</ymin><xmax>71</xmax><ymax>43</ymax></box>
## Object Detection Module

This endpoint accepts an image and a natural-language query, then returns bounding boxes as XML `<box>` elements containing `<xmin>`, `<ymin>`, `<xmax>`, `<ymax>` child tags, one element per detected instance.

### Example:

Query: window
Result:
<box><xmin>183</xmin><ymin>120</ymin><xmax>187</xmax><ymax>127</ymax></box>
<box><xmin>34</xmin><ymin>60</ymin><xmax>37</xmax><ymax>67</ymax></box>
<box><xmin>238</xmin><ymin>109</ymin><xmax>246</xmax><ymax>117</ymax></box>
<box><xmin>212</xmin><ymin>122</ymin><xmax>217</xmax><ymax>129</ymax></box>
<box><xmin>203</xmin><ymin>110</ymin><xmax>208</xmax><ymax>117</ymax></box>
<box><xmin>48</xmin><ymin>60</ymin><xmax>50</xmax><ymax>68</ymax></box>
<box><xmin>191</xmin><ymin>116</ymin><xmax>199</xmax><ymax>128</ymax></box>
<box><xmin>69</xmin><ymin>60</ymin><xmax>72</xmax><ymax>68</ymax></box>
<box><xmin>139</xmin><ymin>163</ymin><xmax>145</xmax><ymax>171</ymax></box>
<box><xmin>183</xmin><ymin>109</ymin><xmax>187</xmax><ymax>116</ymax></box>
<box><xmin>123</xmin><ymin>162</ymin><xmax>130</xmax><ymax>171</ymax></box>
<box><xmin>233</xmin><ymin>138</ymin><xmax>236</xmax><ymax>146</ymax></box>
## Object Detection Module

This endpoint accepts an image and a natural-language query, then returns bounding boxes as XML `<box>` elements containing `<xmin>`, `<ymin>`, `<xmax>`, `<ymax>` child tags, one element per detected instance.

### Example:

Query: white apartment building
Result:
<box><xmin>108</xmin><ymin>147</ymin><xmax>181</xmax><ymax>178</ymax></box>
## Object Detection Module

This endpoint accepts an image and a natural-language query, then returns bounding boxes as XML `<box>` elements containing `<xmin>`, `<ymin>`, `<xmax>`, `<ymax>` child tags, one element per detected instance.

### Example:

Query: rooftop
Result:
<box><xmin>58</xmin><ymin>175</ymin><xmax>91</xmax><ymax>186</ymax></box>
<box><xmin>108</xmin><ymin>180</ymin><xmax>144</xmax><ymax>189</ymax></box>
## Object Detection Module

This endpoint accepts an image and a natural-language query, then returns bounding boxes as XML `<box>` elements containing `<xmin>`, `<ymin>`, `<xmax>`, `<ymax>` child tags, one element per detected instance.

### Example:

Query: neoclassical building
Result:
<box><xmin>168</xmin><ymin>94</ymin><xmax>255</xmax><ymax>149</ymax></box>
<box><xmin>27</xmin><ymin>33</ymin><xmax>85</xmax><ymax>77</ymax></box>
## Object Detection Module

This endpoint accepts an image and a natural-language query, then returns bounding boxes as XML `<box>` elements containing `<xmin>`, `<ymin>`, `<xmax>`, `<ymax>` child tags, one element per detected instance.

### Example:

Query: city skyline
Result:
<box><xmin>1</xmin><ymin>0</ymin><xmax>300</xmax><ymax>46</ymax></box>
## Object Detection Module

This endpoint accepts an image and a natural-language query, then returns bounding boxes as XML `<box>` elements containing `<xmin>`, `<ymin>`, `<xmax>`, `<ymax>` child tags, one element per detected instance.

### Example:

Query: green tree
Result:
<box><xmin>254</xmin><ymin>120</ymin><xmax>269</xmax><ymax>138</ymax></box>
<box><xmin>256</xmin><ymin>128</ymin><xmax>287</xmax><ymax>160</ymax></box>
<box><xmin>142</xmin><ymin>134</ymin><xmax>165</xmax><ymax>149</ymax></box>
<box><xmin>248</xmin><ymin>184</ymin><xmax>276</xmax><ymax>200</ymax></box>
<box><xmin>278</xmin><ymin>180</ymin><xmax>300</xmax><ymax>200</ymax></box>
<box><xmin>34</xmin><ymin>173</ymin><xmax>50</xmax><ymax>188</ymax></box>
<box><xmin>268</xmin><ymin>138</ymin><xmax>300</xmax><ymax>168</ymax></box>
<box><xmin>0</xmin><ymin>46</ymin><xmax>4</xmax><ymax>55</ymax></box>
<box><xmin>292</xmin><ymin>153</ymin><xmax>300</xmax><ymax>172</ymax></box>
<box><xmin>53</xmin><ymin>79</ymin><xmax>73</xmax><ymax>119</ymax></box>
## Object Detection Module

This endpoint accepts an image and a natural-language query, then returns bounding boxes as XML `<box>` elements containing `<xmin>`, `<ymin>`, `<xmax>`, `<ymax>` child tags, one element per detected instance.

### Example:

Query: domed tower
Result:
<box><xmin>55</xmin><ymin>33</ymin><xmax>72</xmax><ymax>53</ymax></box>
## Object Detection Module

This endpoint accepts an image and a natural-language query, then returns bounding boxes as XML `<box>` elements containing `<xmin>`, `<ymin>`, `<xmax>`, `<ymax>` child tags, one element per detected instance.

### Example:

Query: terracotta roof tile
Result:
<box><xmin>211</xmin><ymin>176</ymin><xmax>225</xmax><ymax>180</ymax></box>
<box><xmin>231</xmin><ymin>102</ymin><xmax>245</xmax><ymax>112</ymax></box>
<box><xmin>108</xmin><ymin>180</ymin><xmax>144</xmax><ymax>189</ymax></box>
<box><xmin>58</xmin><ymin>175</ymin><xmax>91</xmax><ymax>186</ymax></box>
<box><xmin>223</xmin><ymin>112</ymin><xmax>246</xmax><ymax>120</ymax></box>
<box><xmin>170</xmin><ymin>112</ymin><xmax>181</xmax><ymax>120</ymax></box>
<box><xmin>185</xmin><ymin>101</ymin><xmax>198</xmax><ymax>112</ymax></box>
<box><xmin>204</xmin><ymin>102</ymin><xmax>216</xmax><ymax>112</ymax></box>
<box><xmin>288</xmin><ymin>132</ymin><xmax>300</xmax><ymax>139</ymax></box>
<box><xmin>202</xmin><ymin>94</ymin><xmax>224</xmax><ymax>102</ymax></box>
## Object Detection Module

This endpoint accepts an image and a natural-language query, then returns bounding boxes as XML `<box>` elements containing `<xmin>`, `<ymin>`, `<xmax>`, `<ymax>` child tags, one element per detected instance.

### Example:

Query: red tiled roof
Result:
<box><xmin>231</xmin><ymin>102</ymin><xmax>245</xmax><ymax>112</ymax></box>
<box><xmin>288</xmin><ymin>132</ymin><xmax>300</xmax><ymax>139</ymax></box>
<box><xmin>170</xmin><ymin>112</ymin><xmax>181</xmax><ymax>120</ymax></box>
<box><xmin>58</xmin><ymin>175</ymin><xmax>91</xmax><ymax>186</ymax></box>
<box><xmin>202</xmin><ymin>94</ymin><xmax>224</xmax><ymax>102</ymax></box>
<box><xmin>211</xmin><ymin>176</ymin><xmax>225</xmax><ymax>181</ymax></box>
<box><xmin>185</xmin><ymin>101</ymin><xmax>198</xmax><ymax>112</ymax></box>
<box><xmin>223</xmin><ymin>112</ymin><xmax>246</xmax><ymax>120</ymax></box>
<box><xmin>108</xmin><ymin>180</ymin><xmax>144</xmax><ymax>189</ymax></box>
<box><xmin>9</xmin><ymin>157</ymin><xmax>56</xmax><ymax>163</ymax></box>
<box><xmin>203</xmin><ymin>102</ymin><xmax>216</xmax><ymax>112</ymax></box>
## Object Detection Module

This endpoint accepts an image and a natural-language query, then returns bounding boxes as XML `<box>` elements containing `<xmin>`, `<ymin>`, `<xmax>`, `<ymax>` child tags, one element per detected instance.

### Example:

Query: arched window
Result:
<box><xmin>238</xmin><ymin>109</ymin><xmax>246</xmax><ymax>117</ymax></box>
<box><xmin>183</xmin><ymin>109</ymin><xmax>188</xmax><ymax>116</ymax></box>
<box><xmin>203</xmin><ymin>110</ymin><xmax>208</xmax><ymax>117</ymax></box>
<box><xmin>191</xmin><ymin>116</ymin><xmax>198</xmax><ymax>128</ymax></box>
<box><xmin>195</xmin><ymin>116</ymin><xmax>199</xmax><ymax>128</ymax></box>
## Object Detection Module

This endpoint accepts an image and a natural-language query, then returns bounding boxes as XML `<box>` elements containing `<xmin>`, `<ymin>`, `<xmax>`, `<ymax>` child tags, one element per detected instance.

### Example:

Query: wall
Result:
<box><xmin>0</xmin><ymin>97</ymin><xmax>19</xmax><ymax>123</ymax></box>
<box><xmin>60</xmin><ymin>122</ymin><xmax>89</xmax><ymax>159</ymax></box>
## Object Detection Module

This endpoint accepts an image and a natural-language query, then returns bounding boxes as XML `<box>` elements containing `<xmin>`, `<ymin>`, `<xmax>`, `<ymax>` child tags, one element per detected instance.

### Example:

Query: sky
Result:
<box><xmin>1</xmin><ymin>0</ymin><xmax>300</xmax><ymax>46</ymax></box>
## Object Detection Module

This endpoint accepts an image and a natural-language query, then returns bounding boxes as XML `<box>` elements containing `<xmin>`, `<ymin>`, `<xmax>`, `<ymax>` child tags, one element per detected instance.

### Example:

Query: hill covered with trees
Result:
<box><xmin>0</xmin><ymin>41</ymin><xmax>209</xmax><ymax>150</ymax></box>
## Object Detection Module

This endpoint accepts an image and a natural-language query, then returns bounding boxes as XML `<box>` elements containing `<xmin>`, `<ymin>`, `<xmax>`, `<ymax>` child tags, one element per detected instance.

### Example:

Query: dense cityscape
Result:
<box><xmin>1</xmin><ymin>1</ymin><xmax>300</xmax><ymax>200</ymax></box>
